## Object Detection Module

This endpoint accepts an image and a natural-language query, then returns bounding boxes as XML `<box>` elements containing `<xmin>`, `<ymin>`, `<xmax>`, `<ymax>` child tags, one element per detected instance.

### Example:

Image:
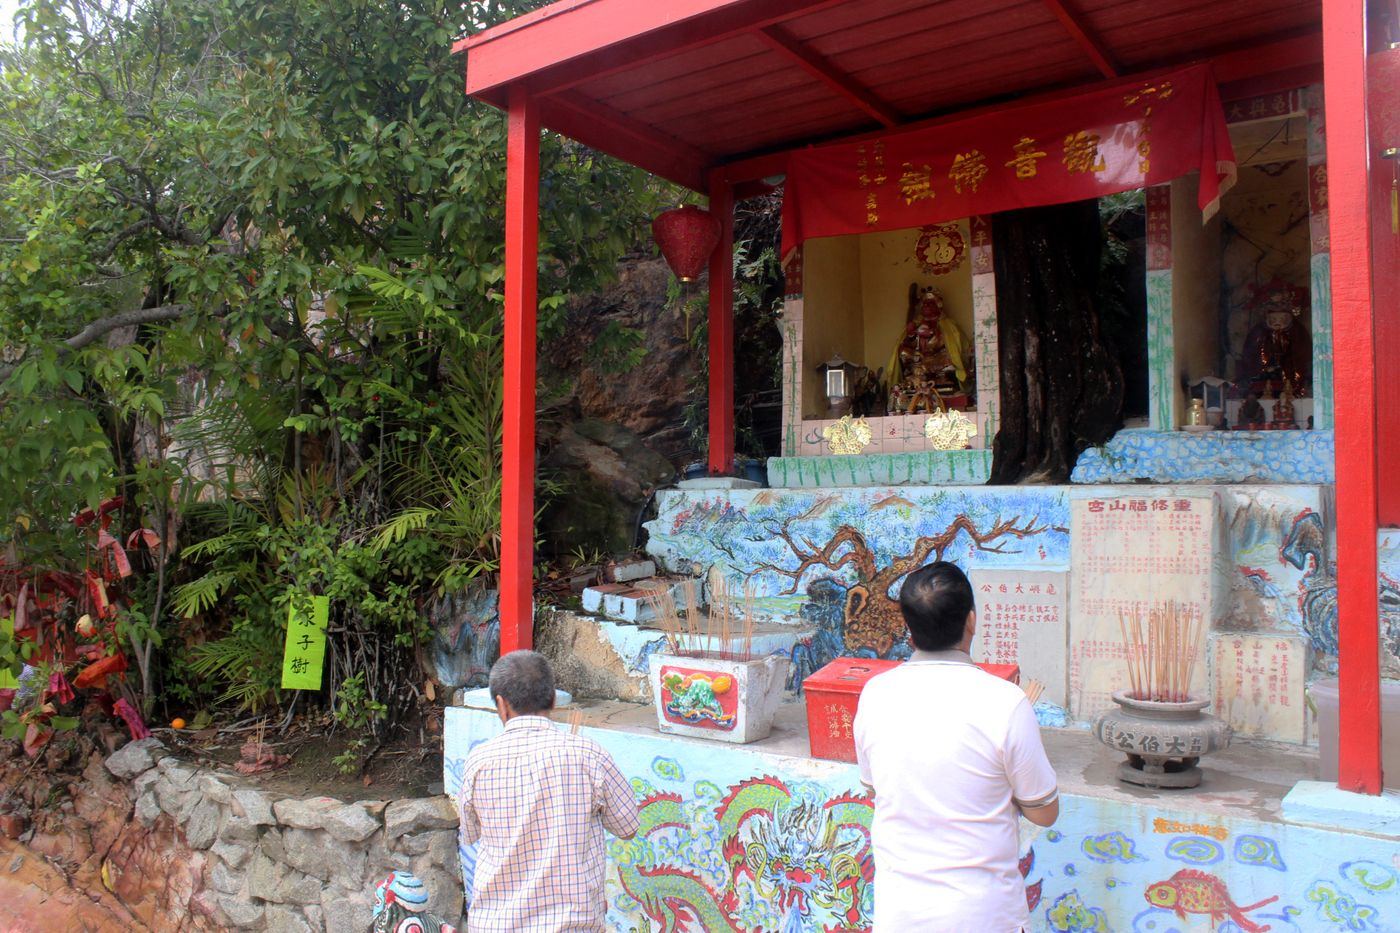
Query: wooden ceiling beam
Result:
<box><xmin>1040</xmin><ymin>0</ymin><xmax>1120</xmax><ymax>77</ymax></box>
<box><xmin>1208</xmin><ymin>29</ymin><xmax>1322</xmax><ymax>84</ymax></box>
<box><xmin>754</xmin><ymin>25</ymin><xmax>902</xmax><ymax>128</ymax></box>
<box><xmin>538</xmin><ymin>92</ymin><xmax>714</xmax><ymax>191</ymax></box>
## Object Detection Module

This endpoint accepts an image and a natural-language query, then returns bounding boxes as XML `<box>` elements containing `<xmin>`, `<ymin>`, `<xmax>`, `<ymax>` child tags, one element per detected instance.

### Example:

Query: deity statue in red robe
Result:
<box><xmin>1237</xmin><ymin>281</ymin><xmax>1311</xmax><ymax>397</ymax></box>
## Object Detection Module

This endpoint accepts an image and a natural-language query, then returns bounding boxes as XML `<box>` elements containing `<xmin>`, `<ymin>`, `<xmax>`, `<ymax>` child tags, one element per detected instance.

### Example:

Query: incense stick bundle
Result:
<box><xmin>715</xmin><ymin>578</ymin><xmax>732</xmax><ymax>660</ymax></box>
<box><xmin>741</xmin><ymin>582</ymin><xmax>757</xmax><ymax>662</ymax></box>
<box><xmin>1118</xmin><ymin>600</ymin><xmax>1201</xmax><ymax>701</ymax></box>
<box><xmin>567</xmin><ymin>708</ymin><xmax>584</xmax><ymax>734</ymax></box>
<box><xmin>1022</xmin><ymin>678</ymin><xmax>1045</xmax><ymax>705</ymax></box>
<box><xmin>645</xmin><ymin>583</ymin><xmax>683</xmax><ymax>654</ymax></box>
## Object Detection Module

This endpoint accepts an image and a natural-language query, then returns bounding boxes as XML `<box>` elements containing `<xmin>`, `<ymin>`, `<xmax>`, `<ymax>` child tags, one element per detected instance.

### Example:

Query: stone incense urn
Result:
<box><xmin>1093</xmin><ymin>692</ymin><xmax>1232</xmax><ymax>789</ymax></box>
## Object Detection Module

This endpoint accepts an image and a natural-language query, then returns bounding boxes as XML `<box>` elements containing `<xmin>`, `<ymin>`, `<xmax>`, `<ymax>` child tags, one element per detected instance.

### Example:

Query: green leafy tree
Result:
<box><xmin>0</xmin><ymin>0</ymin><xmax>672</xmax><ymax>744</ymax></box>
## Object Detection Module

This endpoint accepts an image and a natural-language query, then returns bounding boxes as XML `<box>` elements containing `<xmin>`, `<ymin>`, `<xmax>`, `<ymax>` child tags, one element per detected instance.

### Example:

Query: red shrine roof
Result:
<box><xmin>455</xmin><ymin>0</ymin><xmax>1321</xmax><ymax>192</ymax></box>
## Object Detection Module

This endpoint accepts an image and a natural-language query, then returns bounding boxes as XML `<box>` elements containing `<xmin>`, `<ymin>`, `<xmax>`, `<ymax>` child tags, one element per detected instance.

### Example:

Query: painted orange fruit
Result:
<box><xmin>711</xmin><ymin>675</ymin><xmax>733</xmax><ymax>694</ymax></box>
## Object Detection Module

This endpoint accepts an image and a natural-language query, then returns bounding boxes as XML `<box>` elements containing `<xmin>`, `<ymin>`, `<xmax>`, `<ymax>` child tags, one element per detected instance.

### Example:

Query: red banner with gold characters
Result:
<box><xmin>780</xmin><ymin>64</ymin><xmax>1236</xmax><ymax>261</ymax></box>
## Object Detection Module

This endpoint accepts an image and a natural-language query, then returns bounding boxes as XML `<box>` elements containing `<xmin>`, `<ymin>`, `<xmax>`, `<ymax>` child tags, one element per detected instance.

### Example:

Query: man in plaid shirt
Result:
<box><xmin>457</xmin><ymin>650</ymin><xmax>640</xmax><ymax>932</ymax></box>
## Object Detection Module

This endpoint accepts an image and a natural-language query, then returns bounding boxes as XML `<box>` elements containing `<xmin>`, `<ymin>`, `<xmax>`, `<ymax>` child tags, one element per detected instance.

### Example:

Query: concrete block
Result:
<box><xmin>581</xmin><ymin>583</ymin><xmax>628</xmax><ymax>614</ymax></box>
<box><xmin>602</xmin><ymin>586</ymin><xmax>659</xmax><ymax>624</ymax></box>
<box><xmin>606</xmin><ymin>558</ymin><xmax>656</xmax><ymax>583</ymax></box>
<box><xmin>1282</xmin><ymin>781</ymin><xmax>1400</xmax><ymax>836</ymax></box>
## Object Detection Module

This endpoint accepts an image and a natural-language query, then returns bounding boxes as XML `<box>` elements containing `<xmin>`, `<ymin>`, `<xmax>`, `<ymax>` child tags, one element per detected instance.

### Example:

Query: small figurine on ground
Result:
<box><xmin>369</xmin><ymin>872</ymin><xmax>459</xmax><ymax>933</ymax></box>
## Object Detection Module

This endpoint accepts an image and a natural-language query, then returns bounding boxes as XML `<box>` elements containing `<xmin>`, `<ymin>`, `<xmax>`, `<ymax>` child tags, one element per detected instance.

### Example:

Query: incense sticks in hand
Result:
<box><xmin>1022</xmin><ymin>678</ymin><xmax>1045</xmax><ymax>706</ymax></box>
<box><xmin>1117</xmin><ymin>600</ymin><xmax>1202</xmax><ymax>702</ymax></box>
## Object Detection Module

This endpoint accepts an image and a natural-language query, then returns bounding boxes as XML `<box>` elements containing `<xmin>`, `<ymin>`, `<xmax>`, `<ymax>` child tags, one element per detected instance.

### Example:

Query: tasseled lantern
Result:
<box><xmin>651</xmin><ymin>205</ymin><xmax>721</xmax><ymax>282</ymax></box>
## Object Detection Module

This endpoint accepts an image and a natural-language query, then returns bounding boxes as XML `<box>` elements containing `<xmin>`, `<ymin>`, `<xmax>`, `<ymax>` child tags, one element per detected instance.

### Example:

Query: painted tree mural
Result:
<box><xmin>751</xmin><ymin>512</ymin><xmax>1063</xmax><ymax>656</ymax></box>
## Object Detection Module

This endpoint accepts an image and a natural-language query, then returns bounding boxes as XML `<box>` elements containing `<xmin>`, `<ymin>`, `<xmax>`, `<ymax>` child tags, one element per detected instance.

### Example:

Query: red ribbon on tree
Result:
<box><xmin>780</xmin><ymin>64</ymin><xmax>1235</xmax><ymax>261</ymax></box>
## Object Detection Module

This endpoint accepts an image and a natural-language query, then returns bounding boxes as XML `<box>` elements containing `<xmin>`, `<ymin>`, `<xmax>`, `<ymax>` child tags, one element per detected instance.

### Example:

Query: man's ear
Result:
<box><xmin>965</xmin><ymin>609</ymin><xmax>977</xmax><ymax>639</ymax></box>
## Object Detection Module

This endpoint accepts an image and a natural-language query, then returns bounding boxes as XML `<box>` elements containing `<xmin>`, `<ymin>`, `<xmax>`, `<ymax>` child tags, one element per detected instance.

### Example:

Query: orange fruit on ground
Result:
<box><xmin>170</xmin><ymin>718</ymin><xmax>186</xmax><ymax>730</ymax></box>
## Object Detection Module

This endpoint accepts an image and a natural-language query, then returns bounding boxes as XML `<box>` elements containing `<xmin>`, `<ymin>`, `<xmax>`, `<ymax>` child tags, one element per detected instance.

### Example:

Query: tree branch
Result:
<box><xmin>0</xmin><ymin>302</ymin><xmax>192</xmax><ymax>384</ymax></box>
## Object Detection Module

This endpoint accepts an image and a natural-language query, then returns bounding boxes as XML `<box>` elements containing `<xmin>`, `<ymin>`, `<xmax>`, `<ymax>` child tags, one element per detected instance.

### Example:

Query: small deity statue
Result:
<box><xmin>1237</xmin><ymin>281</ymin><xmax>1311</xmax><ymax>397</ymax></box>
<box><xmin>1238</xmin><ymin>392</ymin><xmax>1265</xmax><ymax>427</ymax></box>
<box><xmin>886</xmin><ymin>284</ymin><xmax>969</xmax><ymax>414</ymax></box>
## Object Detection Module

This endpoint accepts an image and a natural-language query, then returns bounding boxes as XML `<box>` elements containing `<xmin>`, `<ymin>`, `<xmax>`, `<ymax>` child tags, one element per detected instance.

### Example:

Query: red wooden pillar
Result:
<box><xmin>499</xmin><ymin>85</ymin><xmax>540</xmax><ymax>654</ymax></box>
<box><xmin>1370</xmin><ymin>48</ymin><xmax>1400</xmax><ymax>525</ymax></box>
<box><xmin>707</xmin><ymin>171</ymin><xmax>736</xmax><ymax>475</ymax></box>
<box><xmin>1322</xmin><ymin>0</ymin><xmax>1384</xmax><ymax>793</ymax></box>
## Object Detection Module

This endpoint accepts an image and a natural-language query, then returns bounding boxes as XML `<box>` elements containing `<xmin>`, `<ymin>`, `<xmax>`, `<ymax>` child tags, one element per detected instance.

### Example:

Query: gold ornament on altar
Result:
<box><xmin>924</xmin><ymin>410</ymin><xmax>977</xmax><ymax>450</ymax></box>
<box><xmin>823</xmin><ymin>415</ymin><xmax>873</xmax><ymax>455</ymax></box>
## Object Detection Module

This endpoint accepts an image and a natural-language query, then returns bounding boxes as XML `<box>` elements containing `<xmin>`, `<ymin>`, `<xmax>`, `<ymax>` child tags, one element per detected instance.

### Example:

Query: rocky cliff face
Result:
<box><xmin>544</xmin><ymin>258</ymin><xmax>700</xmax><ymax>462</ymax></box>
<box><xmin>537</xmin><ymin>258</ymin><xmax>698</xmax><ymax>557</ymax></box>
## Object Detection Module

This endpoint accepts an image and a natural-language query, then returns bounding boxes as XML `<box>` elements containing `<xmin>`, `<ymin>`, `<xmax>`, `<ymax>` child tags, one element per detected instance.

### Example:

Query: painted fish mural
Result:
<box><xmin>1144</xmin><ymin>869</ymin><xmax>1280</xmax><ymax>932</ymax></box>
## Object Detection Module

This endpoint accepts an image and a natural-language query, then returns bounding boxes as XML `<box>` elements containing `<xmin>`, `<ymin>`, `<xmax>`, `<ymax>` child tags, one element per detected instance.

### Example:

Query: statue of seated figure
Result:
<box><xmin>886</xmin><ymin>284</ymin><xmax>968</xmax><ymax>413</ymax></box>
<box><xmin>1237</xmin><ymin>281</ymin><xmax>1311</xmax><ymax>398</ymax></box>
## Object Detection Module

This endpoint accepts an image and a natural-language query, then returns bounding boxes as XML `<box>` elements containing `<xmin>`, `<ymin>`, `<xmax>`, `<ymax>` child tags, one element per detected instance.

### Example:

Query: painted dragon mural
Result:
<box><xmin>609</xmin><ymin>769</ymin><xmax>1045</xmax><ymax>933</ymax></box>
<box><xmin>613</xmin><ymin>776</ymin><xmax>876</xmax><ymax>933</ymax></box>
<box><xmin>1276</xmin><ymin>509</ymin><xmax>1400</xmax><ymax>674</ymax></box>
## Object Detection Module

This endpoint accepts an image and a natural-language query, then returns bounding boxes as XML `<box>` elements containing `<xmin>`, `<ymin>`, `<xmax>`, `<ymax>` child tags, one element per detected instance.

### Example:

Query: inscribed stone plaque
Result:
<box><xmin>970</xmin><ymin>570</ymin><xmax>1069</xmax><ymax>708</ymax></box>
<box><xmin>1210</xmin><ymin>633</ymin><xmax>1308</xmax><ymax>743</ymax></box>
<box><xmin>1069</xmin><ymin>492</ymin><xmax>1215</xmax><ymax>720</ymax></box>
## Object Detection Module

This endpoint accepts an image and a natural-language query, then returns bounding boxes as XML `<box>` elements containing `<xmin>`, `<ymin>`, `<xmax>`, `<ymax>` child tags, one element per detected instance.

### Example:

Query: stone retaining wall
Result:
<box><xmin>3</xmin><ymin>737</ymin><xmax>463</xmax><ymax>932</ymax></box>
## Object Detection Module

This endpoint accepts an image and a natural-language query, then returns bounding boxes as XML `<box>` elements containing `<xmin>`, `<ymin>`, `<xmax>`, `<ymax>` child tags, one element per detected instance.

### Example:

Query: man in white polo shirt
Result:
<box><xmin>854</xmin><ymin>561</ymin><xmax>1058</xmax><ymax>932</ymax></box>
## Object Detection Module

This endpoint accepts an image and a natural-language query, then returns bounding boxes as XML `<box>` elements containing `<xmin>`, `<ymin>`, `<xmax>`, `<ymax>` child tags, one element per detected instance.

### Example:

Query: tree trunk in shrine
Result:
<box><xmin>989</xmin><ymin>201</ymin><xmax>1122</xmax><ymax>484</ymax></box>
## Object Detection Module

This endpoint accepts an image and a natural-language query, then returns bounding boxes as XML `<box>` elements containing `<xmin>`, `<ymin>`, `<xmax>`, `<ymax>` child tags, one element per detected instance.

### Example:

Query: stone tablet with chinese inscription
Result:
<box><xmin>1210</xmin><ymin>633</ymin><xmax>1309</xmax><ymax>743</ymax></box>
<box><xmin>970</xmin><ymin>570</ymin><xmax>1069</xmax><ymax>708</ymax></box>
<box><xmin>1069</xmin><ymin>491</ymin><xmax>1215</xmax><ymax>719</ymax></box>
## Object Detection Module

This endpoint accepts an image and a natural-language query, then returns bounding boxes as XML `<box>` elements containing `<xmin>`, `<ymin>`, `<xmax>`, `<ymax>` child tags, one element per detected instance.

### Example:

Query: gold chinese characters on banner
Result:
<box><xmin>780</xmin><ymin>64</ymin><xmax>1235</xmax><ymax>261</ymax></box>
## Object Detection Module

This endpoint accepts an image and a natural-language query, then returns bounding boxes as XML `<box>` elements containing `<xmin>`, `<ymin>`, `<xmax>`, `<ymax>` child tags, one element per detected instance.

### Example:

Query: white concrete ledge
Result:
<box><xmin>1280</xmin><ymin>780</ymin><xmax>1400</xmax><ymax>838</ymax></box>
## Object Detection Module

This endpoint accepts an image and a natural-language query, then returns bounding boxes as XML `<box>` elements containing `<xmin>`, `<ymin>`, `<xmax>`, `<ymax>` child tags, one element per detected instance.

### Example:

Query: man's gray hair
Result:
<box><xmin>488</xmin><ymin>650</ymin><xmax>555</xmax><ymax>715</ymax></box>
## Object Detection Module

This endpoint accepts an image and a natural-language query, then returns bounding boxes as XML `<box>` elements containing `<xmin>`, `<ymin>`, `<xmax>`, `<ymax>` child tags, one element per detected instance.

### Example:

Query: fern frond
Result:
<box><xmin>371</xmin><ymin>507</ymin><xmax>435</xmax><ymax>551</ymax></box>
<box><xmin>170</xmin><ymin>571</ymin><xmax>236</xmax><ymax>618</ymax></box>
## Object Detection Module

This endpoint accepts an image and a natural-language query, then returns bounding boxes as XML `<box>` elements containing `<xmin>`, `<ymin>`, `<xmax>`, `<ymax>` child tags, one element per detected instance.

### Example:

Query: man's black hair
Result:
<box><xmin>899</xmin><ymin>561</ymin><xmax>974</xmax><ymax>651</ymax></box>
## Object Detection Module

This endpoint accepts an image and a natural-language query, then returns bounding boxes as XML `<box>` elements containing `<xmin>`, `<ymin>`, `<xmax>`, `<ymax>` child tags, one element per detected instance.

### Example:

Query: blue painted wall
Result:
<box><xmin>445</xmin><ymin>707</ymin><xmax>1399</xmax><ymax>933</ymax></box>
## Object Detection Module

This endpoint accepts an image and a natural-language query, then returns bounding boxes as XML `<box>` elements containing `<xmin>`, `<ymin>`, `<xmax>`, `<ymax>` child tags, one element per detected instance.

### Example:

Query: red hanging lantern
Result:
<box><xmin>651</xmin><ymin>205</ymin><xmax>721</xmax><ymax>282</ymax></box>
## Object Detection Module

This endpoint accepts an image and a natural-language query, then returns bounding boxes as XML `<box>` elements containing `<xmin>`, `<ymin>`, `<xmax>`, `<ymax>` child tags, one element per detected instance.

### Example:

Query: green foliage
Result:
<box><xmin>0</xmin><ymin>0</ymin><xmax>673</xmax><ymax>733</ymax></box>
<box><xmin>330</xmin><ymin>671</ymin><xmax>387</xmax><ymax>773</ymax></box>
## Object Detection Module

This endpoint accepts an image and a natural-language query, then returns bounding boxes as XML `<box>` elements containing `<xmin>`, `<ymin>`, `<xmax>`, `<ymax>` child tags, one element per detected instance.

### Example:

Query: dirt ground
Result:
<box><xmin>163</xmin><ymin>708</ymin><xmax>445</xmax><ymax>802</ymax></box>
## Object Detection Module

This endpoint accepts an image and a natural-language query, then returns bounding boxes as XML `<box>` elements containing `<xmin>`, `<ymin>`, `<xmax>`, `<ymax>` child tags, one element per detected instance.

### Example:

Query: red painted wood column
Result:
<box><xmin>500</xmin><ymin>85</ymin><xmax>541</xmax><ymax>654</ymax></box>
<box><xmin>707</xmin><ymin>170</ymin><xmax>736</xmax><ymax>475</ymax></box>
<box><xmin>1322</xmin><ymin>0</ymin><xmax>1384</xmax><ymax>793</ymax></box>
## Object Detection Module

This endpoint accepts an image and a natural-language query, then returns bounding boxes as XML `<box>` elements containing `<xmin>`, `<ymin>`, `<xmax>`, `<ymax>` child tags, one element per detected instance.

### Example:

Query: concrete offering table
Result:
<box><xmin>445</xmin><ymin>699</ymin><xmax>1400</xmax><ymax>933</ymax></box>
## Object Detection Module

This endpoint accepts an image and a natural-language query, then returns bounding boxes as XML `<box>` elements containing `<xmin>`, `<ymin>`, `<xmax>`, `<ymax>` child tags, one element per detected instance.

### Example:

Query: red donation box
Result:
<box><xmin>803</xmin><ymin>657</ymin><xmax>1022</xmax><ymax>762</ymax></box>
